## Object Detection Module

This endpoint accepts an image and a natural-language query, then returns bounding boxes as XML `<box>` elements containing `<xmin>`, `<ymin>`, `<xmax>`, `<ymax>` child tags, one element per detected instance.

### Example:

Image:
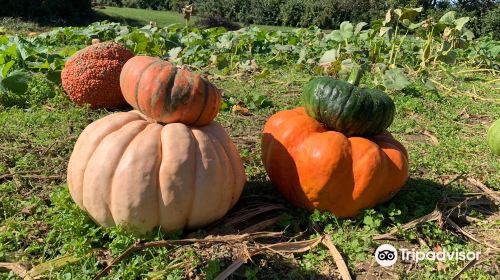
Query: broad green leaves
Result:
<box><xmin>384</xmin><ymin>7</ymin><xmax>423</xmax><ymax>25</ymax></box>
<box><xmin>1</xmin><ymin>60</ymin><xmax>15</xmax><ymax>77</ymax></box>
<box><xmin>439</xmin><ymin>11</ymin><xmax>456</xmax><ymax>25</ymax></box>
<box><xmin>339</xmin><ymin>21</ymin><xmax>354</xmax><ymax>39</ymax></box>
<box><xmin>0</xmin><ymin>34</ymin><xmax>67</xmax><ymax>88</ymax></box>
<box><xmin>0</xmin><ymin>10</ymin><xmax>494</xmax><ymax>97</ymax></box>
<box><xmin>394</xmin><ymin>7</ymin><xmax>423</xmax><ymax>22</ymax></box>
<box><xmin>454</xmin><ymin>17</ymin><xmax>469</xmax><ymax>32</ymax></box>
<box><xmin>383</xmin><ymin>68</ymin><xmax>411</xmax><ymax>91</ymax></box>
<box><xmin>439</xmin><ymin>11</ymin><xmax>470</xmax><ymax>32</ymax></box>
<box><xmin>319</xmin><ymin>50</ymin><xmax>338</xmax><ymax>65</ymax></box>
<box><xmin>0</xmin><ymin>70</ymin><xmax>31</xmax><ymax>94</ymax></box>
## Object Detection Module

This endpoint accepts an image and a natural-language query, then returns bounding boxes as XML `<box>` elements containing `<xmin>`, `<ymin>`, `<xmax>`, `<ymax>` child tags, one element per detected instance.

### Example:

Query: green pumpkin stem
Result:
<box><xmin>347</xmin><ymin>64</ymin><xmax>364</xmax><ymax>86</ymax></box>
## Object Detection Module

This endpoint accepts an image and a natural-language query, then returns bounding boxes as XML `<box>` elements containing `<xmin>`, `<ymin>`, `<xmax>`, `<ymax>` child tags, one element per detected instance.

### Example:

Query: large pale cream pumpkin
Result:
<box><xmin>67</xmin><ymin>111</ymin><xmax>246</xmax><ymax>234</ymax></box>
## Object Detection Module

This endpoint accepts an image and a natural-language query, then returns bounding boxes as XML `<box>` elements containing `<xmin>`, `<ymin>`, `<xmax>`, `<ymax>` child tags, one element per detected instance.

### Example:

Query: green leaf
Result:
<box><xmin>462</xmin><ymin>29</ymin><xmax>474</xmax><ymax>40</ymax></box>
<box><xmin>394</xmin><ymin>9</ymin><xmax>403</xmax><ymax>18</ymax></box>
<box><xmin>398</xmin><ymin>7</ymin><xmax>423</xmax><ymax>21</ymax></box>
<box><xmin>359</xmin><ymin>31</ymin><xmax>369</xmax><ymax>41</ymax></box>
<box><xmin>383</xmin><ymin>68</ymin><xmax>411</xmax><ymax>90</ymax></box>
<box><xmin>128</xmin><ymin>31</ymin><xmax>149</xmax><ymax>53</ymax></box>
<box><xmin>488</xmin><ymin>45</ymin><xmax>500</xmax><ymax>57</ymax></box>
<box><xmin>168</xmin><ymin>47</ymin><xmax>182</xmax><ymax>61</ymax></box>
<box><xmin>47</xmin><ymin>70</ymin><xmax>62</xmax><ymax>84</ymax></box>
<box><xmin>3</xmin><ymin>44</ymin><xmax>17</xmax><ymax>57</ymax></box>
<box><xmin>0</xmin><ymin>70</ymin><xmax>31</xmax><ymax>94</ymax></box>
<box><xmin>319</xmin><ymin>49</ymin><xmax>338</xmax><ymax>65</ymax></box>
<box><xmin>371</xmin><ymin>20</ymin><xmax>383</xmax><ymax>32</ymax></box>
<box><xmin>409</xmin><ymin>22</ymin><xmax>424</xmax><ymax>30</ymax></box>
<box><xmin>297</xmin><ymin>47</ymin><xmax>308</xmax><ymax>64</ymax></box>
<box><xmin>326</xmin><ymin>30</ymin><xmax>343</xmax><ymax>43</ymax></box>
<box><xmin>49</xmin><ymin>57</ymin><xmax>66</xmax><ymax>71</ymax></box>
<box><xmin>1</xmin><ymin>60</ymin><xmax>15</xmax><ymax>77</ymax></box>
<box><xmin>437</xmin><ymin>51</ymin><xmax>457</xmax><ymax>65</ymax></box>
<box><xmin>16</xmin><ymin>44</ymin><xmax>32</xmax><ymax>61</ymax></box>
<box><xmin>354</xmin><ymin>22</ymin><xmax>368</xmax><ymax>36</ymax></box>
<box><xmin>439</xmin><ymin>11</ymin><xmax>456</xmax><ymax>25</ymax></box>
<box><xmin>432</xmin><ymin>23</ymin><xmax>447</xmax><ymax>36</ymax></box>
<box><xmin>454</xmin><ymin>17</ymin><xmax>469</xmax><ymax>31</ymax></box>
<box><xmin>0</xmin><ymin>35</ymin><xmax>8</xmax><ymax>45</ymax></box>
<box><xmin>363</xmin><ymin>216</ymin><xmax>374</xmax><ymax>228</ymax></box>
<box><xmin>339</xmin><ymin>21</ymin><xmax>353</xmax><ymax>39</ymax></box>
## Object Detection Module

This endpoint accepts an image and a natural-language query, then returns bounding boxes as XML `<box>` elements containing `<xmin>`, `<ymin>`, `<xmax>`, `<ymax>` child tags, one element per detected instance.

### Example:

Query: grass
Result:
<box><xmin>0</xmin><ymin>61</ymin><xmax>498</xmax><ymax>279</ymax></box>
<box><xmin>93</xmin><ymin>6</ymin><xmax>194</xmax><ymax>28</ymax></box>
<box><xmin>94</xmin><ymin>6</ymin><xmax>297</xmax><ymax>31</ymax></box>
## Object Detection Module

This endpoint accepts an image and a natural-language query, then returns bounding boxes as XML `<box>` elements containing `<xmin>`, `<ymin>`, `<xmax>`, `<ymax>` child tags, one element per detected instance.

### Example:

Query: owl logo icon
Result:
<box><xmin>375</xmin><ymin>244</ymin><xmax>398</xmax><ymax>267</ymax></box>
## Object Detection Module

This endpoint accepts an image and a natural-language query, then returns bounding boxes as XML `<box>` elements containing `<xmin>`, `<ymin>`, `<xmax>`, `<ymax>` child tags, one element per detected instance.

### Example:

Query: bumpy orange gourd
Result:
<box><xmin>262</xmin><ymin>107</ymin><xmax>409</xmax><ymax>217</ymax></box>
<box><xmin>120</xmin><ymin>56</ymin><xmax>221</xmax><ymax>126</ymax></box>
<box><xmin>61</xmin><ymin>42</ymin><xmax>134</xmax><ymax>108</ymax></box>
<box><xmin>67</xmin><ymin>111</ymin><xmax>246</xmax><ymax>234</ymax></box>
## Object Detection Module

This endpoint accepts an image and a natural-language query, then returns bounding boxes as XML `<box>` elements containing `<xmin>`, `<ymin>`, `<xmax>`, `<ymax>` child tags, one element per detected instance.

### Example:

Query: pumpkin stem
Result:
<box><xmin>347</xmin><ymin>64</ymin><xmax>365</xmax><ymax>86</ymax></box>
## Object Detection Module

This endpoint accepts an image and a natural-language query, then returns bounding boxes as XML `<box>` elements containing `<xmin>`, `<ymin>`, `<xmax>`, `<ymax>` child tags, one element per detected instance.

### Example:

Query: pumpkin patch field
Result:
<box><xmin>0</xmin><ymin>9</ymin><xmax>499</xmax><ymax>279</ymax></box>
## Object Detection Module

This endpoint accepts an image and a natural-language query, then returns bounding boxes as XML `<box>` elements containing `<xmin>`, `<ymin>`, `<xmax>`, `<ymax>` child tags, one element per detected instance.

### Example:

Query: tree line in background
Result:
<box><xmin>97</xmin><ymin>0</ymin><xmax>499</xmax><ymax>37</ymax></box>
<box><xmin>0</xmin><ymin>0</ymin><xmax>498</xmax><ymax>38</ymax></box>
<box><xmin>0</xmin><ymin>0</ymin><xmax>93</xmax><ymax>25</ymax></box>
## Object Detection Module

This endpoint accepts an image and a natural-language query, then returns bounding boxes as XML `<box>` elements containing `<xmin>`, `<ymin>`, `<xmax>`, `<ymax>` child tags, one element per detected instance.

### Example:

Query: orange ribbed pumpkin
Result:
<box><xmin>262</xmin><ymin>107</ymin><xmax>409</xmax><ymax>217</ymax></box>
<box><xmin>120</xmin><ymin>56</ymin><xmax>221</xmax><ymax>126</ymax></box>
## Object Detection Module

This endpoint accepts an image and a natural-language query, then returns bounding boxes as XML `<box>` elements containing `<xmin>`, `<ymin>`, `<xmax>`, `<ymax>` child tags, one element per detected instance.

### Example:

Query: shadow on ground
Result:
<box><xmin>189</xmin><ymin>175</ymin><xmax>497</xmax><ymax>279</ymax></box>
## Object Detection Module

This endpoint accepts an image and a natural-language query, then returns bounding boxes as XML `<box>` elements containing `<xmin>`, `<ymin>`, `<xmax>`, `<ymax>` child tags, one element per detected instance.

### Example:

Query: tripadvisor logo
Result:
<box><xmin>375</xmin><ymin>244</ymin><xmax>398</xmax><ymax>267</ymax></box>
<box><xmin>375</xmin><ymin>244</ymin><xmax>481</xmax><ymax>267</ymax></box>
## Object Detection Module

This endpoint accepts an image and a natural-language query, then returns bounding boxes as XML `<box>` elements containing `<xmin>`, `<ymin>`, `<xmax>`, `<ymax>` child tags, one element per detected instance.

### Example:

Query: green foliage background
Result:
<box><xmin>94</xmin><ymin>0</ymin><xmax>499</xmax><ymax>38</ymax></box>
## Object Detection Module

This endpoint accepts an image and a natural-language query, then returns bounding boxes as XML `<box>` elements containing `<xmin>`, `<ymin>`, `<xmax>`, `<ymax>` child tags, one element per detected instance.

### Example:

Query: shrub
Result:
<box><xmin>194</xmin><ymin>15</ymin><xmax>241</xmax><ymax>30</ymax></box>
<box><xmin>300</xmin><ymin>0</ymin><xmax>339</xmax><ymax>28</ymax></box>
<box><xmin>481</xmin><ymin>5</ymin><xmax>500</xmax><ymax>39</ymax></box>
<box><xmin>248</xmin><ymin>0</ymin><xmax>284</xmax><ymax>25</ymax></box>
<box><xmin>94</xmin><ymin>0</ymin><xmax>123</xmax><ymax>6</ymax></box>
<box><xmin>279</xmin><ymin>0</ymin><xmax>306</xmax><ymax>27</ymax></box>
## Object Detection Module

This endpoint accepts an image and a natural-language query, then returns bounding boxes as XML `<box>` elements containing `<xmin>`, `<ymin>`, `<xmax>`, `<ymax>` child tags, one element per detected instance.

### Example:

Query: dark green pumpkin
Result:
<box><xmin>301</xmin><ymin>76</ymin><xmax>395</xmax><ymax>137</ymax></box>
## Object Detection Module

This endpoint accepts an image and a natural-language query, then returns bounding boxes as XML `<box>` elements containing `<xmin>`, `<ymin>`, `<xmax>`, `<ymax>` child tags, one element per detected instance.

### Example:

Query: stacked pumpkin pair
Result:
<box><xmin>65</xmin><ymin>46</ymin><xmax>245</xmax><ymax>234</ymax></box>
<box><xmin>262</xmin><ymin>69</ymin><xmax>409</xmax><ymax>217</ymax></box>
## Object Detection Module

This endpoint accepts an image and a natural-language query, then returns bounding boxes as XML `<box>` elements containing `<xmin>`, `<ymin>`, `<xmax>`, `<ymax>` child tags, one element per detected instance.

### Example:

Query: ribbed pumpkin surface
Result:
<box><xmin>302</xmin><ymin>76</ymin><xmax>395</xmax><ymax>137</ymax></box>
<box><xmin>67</xmin><ymin>111</ymin><xmax>246</xmax><ymax>234</ymax></box>
<box><xmin>262</xmin><ymin>107</ymin><xmax>408</xmax><ymax>217</ymax></box>
<box><xmin>120</xmin><ymin>56</ymin><xmax>221</xmax><ymax>126</ymax></box>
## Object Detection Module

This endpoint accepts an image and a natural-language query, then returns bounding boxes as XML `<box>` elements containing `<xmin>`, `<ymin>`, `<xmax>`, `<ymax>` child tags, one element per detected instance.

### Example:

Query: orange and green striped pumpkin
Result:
<box><xmin>120</xmin><ymin>56</ymin><xmax>221</xmax><ymax>126</ymax></box>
